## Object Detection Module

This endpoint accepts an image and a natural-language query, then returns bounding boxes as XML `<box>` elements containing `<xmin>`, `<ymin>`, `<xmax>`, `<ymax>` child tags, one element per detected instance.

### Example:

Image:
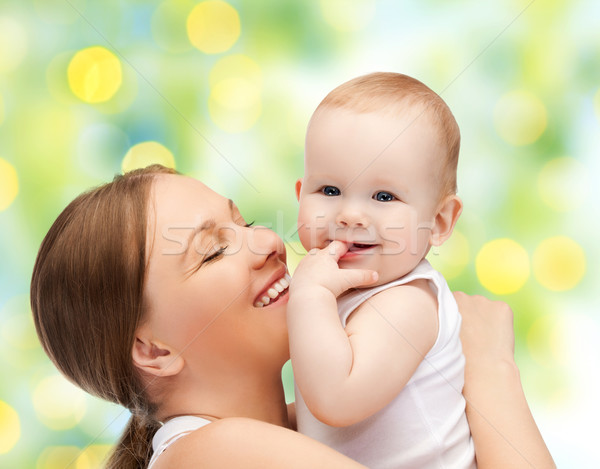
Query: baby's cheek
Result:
<box><xmin>297</xmin><ymin>207</ymin><xmax>322</xmax><ymax>251</ymax></box>
<box><xmin>297</xmin><ymin>220</ymin><xmax>317</xmax><ymax>251</ymax></box>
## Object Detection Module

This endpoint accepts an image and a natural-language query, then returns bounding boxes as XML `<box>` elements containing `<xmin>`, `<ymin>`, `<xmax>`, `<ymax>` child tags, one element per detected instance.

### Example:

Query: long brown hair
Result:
<box><xmin>30</xmin><ymin>164</ymin><xmax>177</xmax><ymax>468</ymax></box>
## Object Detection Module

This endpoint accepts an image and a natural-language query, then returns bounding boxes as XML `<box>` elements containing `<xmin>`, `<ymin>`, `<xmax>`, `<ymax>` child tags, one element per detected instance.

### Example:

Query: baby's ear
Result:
<box><xmin>132</xmin><ymin>324</ymin><xmax>184</xmax><ymax>378</ymax></box>
<box><xmin>430</xmin><ymin>195</ymin><xmax>463</xmax><ymax>247</ymax></box>
<box><xmin>295</xmin><ymin>178</ymin><xmax>303</xmax><ymax>201</ymax></box>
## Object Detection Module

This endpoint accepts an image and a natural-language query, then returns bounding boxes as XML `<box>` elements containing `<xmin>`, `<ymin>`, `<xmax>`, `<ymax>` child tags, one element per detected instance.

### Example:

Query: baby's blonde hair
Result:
<box><xmin>315</xmin><ymin>72</ymin><xmax>460</xmax><ymax>200</ymax></box>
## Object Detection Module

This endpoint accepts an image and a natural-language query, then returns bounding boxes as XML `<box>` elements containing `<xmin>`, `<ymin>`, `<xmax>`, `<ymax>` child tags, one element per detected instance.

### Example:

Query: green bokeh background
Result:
<box><xmin>1</xmin><ymin>0</ymin><xmax>599</xmax><ymax>467</ymax></box>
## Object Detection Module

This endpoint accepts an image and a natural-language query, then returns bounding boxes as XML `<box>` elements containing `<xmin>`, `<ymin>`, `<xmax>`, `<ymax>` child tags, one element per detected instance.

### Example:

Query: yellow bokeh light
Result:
<box><xmin>51</xmin><ymin>49</ymin><xmax>136</xmax><ymax>113</ymax></box>
<box><xmin>538</xmin><ymin>157</ymin><xmax>589</xmax><ymax>212</ymax></box>
<box><xmin>533</xmin><ymin>236</ymin><xmax>586</xmax><ymax>291</ymax></box>
<box><xmin>67</xmin><ymin>46</ymin><xmax>123</xmax><ymax>103</ymax></box>
<box><xmin>427</xmin><ymin>229</ymin><xmax>470</xmax><ymax>280</ymax></box>
<box><xmin>209</xmin><ymin>54</ymin><xmax>261</xmax><ymax>88</ymax></box>
<box><xmin>187</xmin><ymin>1</ymin><xmax>240</xmax><ymax>54</ymax></box>
<box><xmin>208</xmin><ymin>55</ymin><xmax>262</xmax><ymax>132</ymax></box>
<box><xmin>122</xmin><ymin>141</ymin><xmax>176</xmax><ymax>173</ymax></box>
<box><xmin>494</xmin><ymin>90</ymin><xmax>547</xmax><ymax>146</ymax></box>
<box><xmin>209</xmin><ymin>77</ymin><xmax>261</xmax><ymax>132</ymax></box>
<box><xmin>75</xmin><ymin>444</ymin><xmax>112</xmax><ymax>469</ymax></box>
<box><xmin>320</xmin><ymin>0</ymin><xmax>376</xmax><ymax>32</ymax></box>
<box><xmin>0</xmin><ymin>158</ymin><xmax>19</xmax><ymax>211</ymax></box>
<box><xmin>36</xmin><ymin>446</ymin><xmax>81</xmax><ymax>469</ymax></box>
<box><xmin>0</xmin><ymin>16</ymin><xmax>28</xmax><ymax>73</ymax></box>
<box><xmin>0</xmin><ymin>401</ymin><xmax>20</xmax><ymax>454</ymax></box>
<box><xmin>475</xmin><ymin>238</ymin><xmax>530</xmax><ymax>295</ymax></box>
<box><xmin>211</xmin><ymin>78</ymin><xmax>260</xmax><ymax>109</ymax></box>
<box><xmin>33</xmin><ymin>375</ymin><xmax>87</xmax><ymax>430</ymax></box>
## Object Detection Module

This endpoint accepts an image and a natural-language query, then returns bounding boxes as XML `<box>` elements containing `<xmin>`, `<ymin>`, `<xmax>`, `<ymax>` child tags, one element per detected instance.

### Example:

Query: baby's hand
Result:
<box><xmin>291</xmin><ymin>241</ymin><xmax>378</xmax><ymax>298</ymax></box>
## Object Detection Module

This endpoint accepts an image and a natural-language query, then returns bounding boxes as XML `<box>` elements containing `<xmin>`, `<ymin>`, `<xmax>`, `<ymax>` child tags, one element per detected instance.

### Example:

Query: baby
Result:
<box><xmin>287</xmin><ymin>72</ymin><xmax>475</xmax><ymax>468</ymax></box>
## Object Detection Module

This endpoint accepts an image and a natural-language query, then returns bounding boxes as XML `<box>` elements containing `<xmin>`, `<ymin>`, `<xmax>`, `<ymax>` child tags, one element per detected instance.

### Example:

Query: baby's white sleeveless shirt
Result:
<box><xmin>147</xmin><ymin>416</ymin><xmax>211</xmax><ymax>468</ymax></box>
<box><xmin>295</xmin><ymin>259</ymin><xmax>476</xmax><ymax>469</ymax></box>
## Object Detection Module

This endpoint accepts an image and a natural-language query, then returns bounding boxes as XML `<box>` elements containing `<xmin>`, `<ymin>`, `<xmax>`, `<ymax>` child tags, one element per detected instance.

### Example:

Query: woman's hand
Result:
<box><xmin>454</xmin><ymin>292</ymin><xmax>517</xmax><ymax>395</ymax></box>
<box><xmin>453</xmin><ymin>292</ymin><xmax>556</xmax><ymax>469</ymax></box>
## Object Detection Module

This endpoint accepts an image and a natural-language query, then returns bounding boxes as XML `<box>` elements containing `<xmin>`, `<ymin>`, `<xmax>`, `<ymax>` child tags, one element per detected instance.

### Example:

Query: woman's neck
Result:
<box><xmin>157</xmin><ymin>363</ymin><xmax>290</xmax><ymax>428</ymax></box>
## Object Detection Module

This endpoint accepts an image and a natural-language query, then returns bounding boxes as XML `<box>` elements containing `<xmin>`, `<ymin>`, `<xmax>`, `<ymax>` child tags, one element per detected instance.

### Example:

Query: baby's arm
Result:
<box><xmin>287</xmin><ymin>241</ymin><xmax>438</xmax><ymax>427</ymax></box>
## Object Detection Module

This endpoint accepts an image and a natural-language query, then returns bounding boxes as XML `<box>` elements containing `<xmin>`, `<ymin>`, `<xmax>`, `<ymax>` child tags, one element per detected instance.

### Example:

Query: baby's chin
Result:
<box><xmin>340</xmin><ymin>259</ymin><xmax>420</xmax><ymax>287</ymax></box>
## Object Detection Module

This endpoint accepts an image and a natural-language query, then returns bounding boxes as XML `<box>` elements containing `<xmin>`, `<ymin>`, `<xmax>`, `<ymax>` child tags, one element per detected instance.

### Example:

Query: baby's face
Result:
<box><xmin>297</xmin><ymin>105</ymin><xmax>446</xmax><ymax>285</ymax></box>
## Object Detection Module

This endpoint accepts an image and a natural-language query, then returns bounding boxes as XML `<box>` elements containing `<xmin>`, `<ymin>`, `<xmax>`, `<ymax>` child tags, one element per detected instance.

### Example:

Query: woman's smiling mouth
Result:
<box><xmin>254</xmin><ymin>273</ymin><xmax>291</xmax><ymax>308</ymax></box>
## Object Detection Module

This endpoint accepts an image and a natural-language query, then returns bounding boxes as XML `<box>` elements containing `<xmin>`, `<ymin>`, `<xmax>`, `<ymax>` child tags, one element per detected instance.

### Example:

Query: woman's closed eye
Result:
<box><xmin>188</xmin><ymin>245</ymin><xmax>228</xmax><ymax>276</ymax></box>
<box><xmin>189</xmin><ymin>214</ymin><xmax>252</xmax><ymax>275</ymax></box>
<box><xmin>195</xmin><ymin>219</ymin><xmax>252</xmax><ymax>270</ymax></box>
<box><xmin>203</xmin><ymin>245</ymin><xmax>228</xmax><ymax>264</ymax></box>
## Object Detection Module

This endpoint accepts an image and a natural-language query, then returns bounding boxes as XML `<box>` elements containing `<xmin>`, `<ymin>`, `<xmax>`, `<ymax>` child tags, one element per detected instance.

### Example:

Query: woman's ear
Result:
<box><xmin>430</xmin><ymin>195</ymin><xmax>463</xmax><ymax>247</ymax></box>
<box><xmin>132</xmin><ymin>324</ymin><xmax>184</xmax><ymax>377</ymax></box>
<box><xmin>295</xmin><ymin>178</ymin><xmax>303</xmax><ymax>201</ymax></box>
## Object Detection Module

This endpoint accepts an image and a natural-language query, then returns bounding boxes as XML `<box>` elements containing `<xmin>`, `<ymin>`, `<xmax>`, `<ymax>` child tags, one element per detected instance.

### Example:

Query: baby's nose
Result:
<box><xmin>335</xmin><ymin>207</ymin><xmax>369</xmax><ymax>228</ymax></box>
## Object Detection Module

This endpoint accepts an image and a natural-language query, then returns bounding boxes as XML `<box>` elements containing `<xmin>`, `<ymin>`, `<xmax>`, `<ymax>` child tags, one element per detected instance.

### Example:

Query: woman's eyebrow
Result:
<box><xmin>181</xmin><ymin>199</ymin><xmax>235</xmax><ymax>261</ymax></box>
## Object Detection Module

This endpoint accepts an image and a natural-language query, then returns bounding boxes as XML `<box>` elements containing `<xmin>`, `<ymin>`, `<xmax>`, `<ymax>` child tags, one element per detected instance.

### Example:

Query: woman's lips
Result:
<box><xmin>254</xmin><ymin>273</ymin><xmax>291</xmax><ymax>308</ymax></box>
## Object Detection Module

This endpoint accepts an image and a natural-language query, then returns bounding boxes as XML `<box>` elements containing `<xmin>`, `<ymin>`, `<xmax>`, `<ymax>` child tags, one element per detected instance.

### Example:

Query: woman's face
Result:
<box><xmin>143</xmin><ymin>175</ymin><xmax>291</xmax><ymax>371</ymax></box>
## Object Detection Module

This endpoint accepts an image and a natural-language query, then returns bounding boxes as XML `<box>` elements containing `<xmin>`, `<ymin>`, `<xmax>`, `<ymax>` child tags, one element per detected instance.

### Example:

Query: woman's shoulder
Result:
<box><xmin>153</xmin><ymin>417</ymin><xmax>366</xmax><ymax>468</ymax></box>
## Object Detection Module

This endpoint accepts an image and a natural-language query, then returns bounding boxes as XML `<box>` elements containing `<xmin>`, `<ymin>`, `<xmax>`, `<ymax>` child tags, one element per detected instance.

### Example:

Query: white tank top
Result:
<box><xmin>147</xmin><ymin>415</ymin><xmax>211</xmax><ymax>468</ymax></box>
<box><xmin>295</xmin><ymin>259</ymin><xmax>476</xmax><ymax>469</ymax></box>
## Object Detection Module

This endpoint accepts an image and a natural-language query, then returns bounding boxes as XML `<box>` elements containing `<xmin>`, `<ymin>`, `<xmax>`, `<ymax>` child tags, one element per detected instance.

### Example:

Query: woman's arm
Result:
<box><xmin>454</xmin><ymin>292</ymin><xmax>556</xmax><ymax>469</ymax></box>
<box><xmin>153</xmin><ymin>417</ymin><xmax>367</xmax><ymax>469</ymax></box>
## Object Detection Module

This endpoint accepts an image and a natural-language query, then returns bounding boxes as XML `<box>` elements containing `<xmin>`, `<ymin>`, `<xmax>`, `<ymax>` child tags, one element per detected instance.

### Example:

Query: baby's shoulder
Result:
<box><xmin>365</xmin><ymin>277</ymin><xmax>436</xmax><ymax>309</ymax></box>
<box><xmin>345</xmin><ymin>278</ymin><xmax>438</xmax><ymax>328</ymax></box>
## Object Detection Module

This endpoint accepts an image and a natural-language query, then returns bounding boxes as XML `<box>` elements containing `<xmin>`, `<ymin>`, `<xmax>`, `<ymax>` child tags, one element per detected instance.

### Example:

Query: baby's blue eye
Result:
<box><xmin>322</xmin><ymin>186</ymin><xmax>341</xmax><ymax>196</ymax></box>
<box><xmin>374</xmin><ymin>191</ymin><xmax>395</xmax><ymax>202</ymax></box>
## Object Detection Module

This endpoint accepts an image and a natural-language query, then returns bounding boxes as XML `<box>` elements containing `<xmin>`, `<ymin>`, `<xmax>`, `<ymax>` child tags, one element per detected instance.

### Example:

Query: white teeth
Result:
<box><xmin>254</xmin><ymin>272</ymin><xmax>291</xmax><ymax>308</ymax></box>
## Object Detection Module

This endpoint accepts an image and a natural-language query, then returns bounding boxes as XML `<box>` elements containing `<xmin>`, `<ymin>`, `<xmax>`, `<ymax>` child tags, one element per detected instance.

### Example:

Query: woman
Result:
<box><xmin>30</xmin><ymin>165</ymin><xmax>554</xmax><ymax>468</ymax></box>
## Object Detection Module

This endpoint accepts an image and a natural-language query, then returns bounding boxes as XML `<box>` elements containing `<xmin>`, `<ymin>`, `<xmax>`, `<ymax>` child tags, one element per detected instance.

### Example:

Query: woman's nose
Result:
<box><xmin>246</xmin><ymin>225</ymin><xmax>286</xmax><ymax>269</ymax></box>
<box><xmin>335</xmin><ymin>206</ymin><xmax>369</xmax><ymax>228</ymax></box>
